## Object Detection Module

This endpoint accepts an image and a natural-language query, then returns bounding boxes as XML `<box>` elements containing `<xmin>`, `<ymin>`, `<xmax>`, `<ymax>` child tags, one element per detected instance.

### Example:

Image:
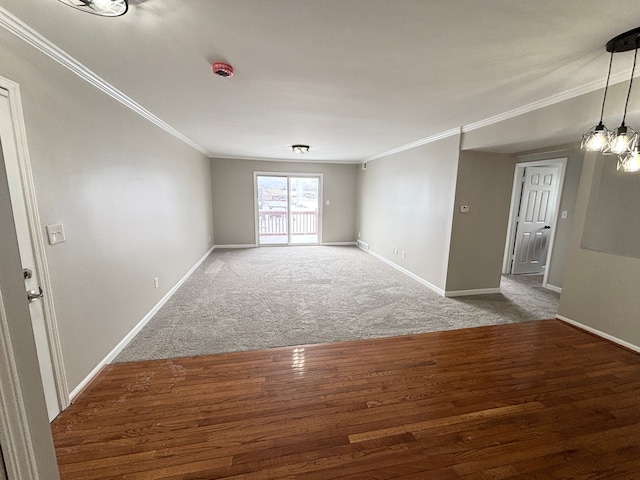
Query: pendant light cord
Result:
<box><xmin>599</xmin><ymin>49</ymin><xmax>615</xmax><ymax>123</ymax></box>
<box><xmin>621</xmin><ymin>38</ymin><xmax>640</xmax><ymax>125</ymax></box>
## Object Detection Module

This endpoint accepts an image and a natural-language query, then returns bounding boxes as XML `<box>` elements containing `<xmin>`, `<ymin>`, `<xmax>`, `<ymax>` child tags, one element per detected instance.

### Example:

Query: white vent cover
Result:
<box><xmin>357</xmin><ymin>240</ymin><xmax>369</xmax><ymax>251</ymax></box>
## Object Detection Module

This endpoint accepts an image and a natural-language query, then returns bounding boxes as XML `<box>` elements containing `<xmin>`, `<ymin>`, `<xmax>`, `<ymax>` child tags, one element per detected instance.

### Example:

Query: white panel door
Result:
<box><xmin>0</xmin><ymin>448</ymin><xmax>6</xmax><ymax>480</ymax></box>
<box><xmin>511</xmin><ymin>166</ymin><xmax>559</xmax><ymax>275</ymax></box>
<box><xmin>0</xmin><ymin>91</ymin><xmax>60</xmax><ymax>421</ymax></box>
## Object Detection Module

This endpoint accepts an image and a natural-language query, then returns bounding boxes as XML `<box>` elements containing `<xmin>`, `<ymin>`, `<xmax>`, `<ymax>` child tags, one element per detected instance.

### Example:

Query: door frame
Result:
<box><xmin>253</xmin><ymin>171</ymin><xmax>323</xmax><ymax>246</ymax></box>
<box><xmin>0</xmin><ymin>76</ymin><xmax>69</xmax><ymax>411</ymax></box>
<box><xmin>502</xmin><ymin>157</ymin><xmax>567</xmax><ymax>289</ymax></box>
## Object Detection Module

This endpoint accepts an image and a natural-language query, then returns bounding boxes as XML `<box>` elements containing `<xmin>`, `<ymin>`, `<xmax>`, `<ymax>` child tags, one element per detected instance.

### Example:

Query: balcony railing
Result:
<box><xmin>259</xmin><ymin>210</ymin><xmax>318</xmax><ymax>236</ymax></box>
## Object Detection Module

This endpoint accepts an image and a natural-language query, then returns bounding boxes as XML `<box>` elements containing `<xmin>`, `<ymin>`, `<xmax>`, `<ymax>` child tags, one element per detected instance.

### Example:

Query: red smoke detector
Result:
<box><xmin>212</xmin><ymin>62</ymin><xmax>234</xmax><ymax>78</ymax></box>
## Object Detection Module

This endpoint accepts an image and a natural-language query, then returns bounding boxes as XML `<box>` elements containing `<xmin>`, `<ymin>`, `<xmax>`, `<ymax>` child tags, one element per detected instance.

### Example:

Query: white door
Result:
<box><xmin>0</xmin><ymin>448</ymin><xmax>6</xmax><ymax>480</ymax></box>
<box><xmin>511</xmin><ymin>166</ymin><xmax>559</xmax><ymax>275</ymax></box>
<box><xmin>0</xmin><ymin>90</ymin><xmax>60</xmax><ymax>421</ymax></box>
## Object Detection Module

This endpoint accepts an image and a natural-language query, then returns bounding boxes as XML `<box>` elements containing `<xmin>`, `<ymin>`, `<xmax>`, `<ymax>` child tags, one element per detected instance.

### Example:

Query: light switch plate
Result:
<box><xmin>46</xmin><ymin>224</ymin><xmax>66</xmax><ymax>245</ymax></box>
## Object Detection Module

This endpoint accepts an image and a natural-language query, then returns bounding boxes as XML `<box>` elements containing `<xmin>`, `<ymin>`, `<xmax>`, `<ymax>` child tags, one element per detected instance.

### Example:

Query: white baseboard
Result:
<box><xmin>215</xmin><ymin>243</ymin><xmax>356</xmax><ymax>248</ymax></box>
<box><xmin>215</xmin><ymin>244</ymin><xmax>257</xmax><ymax>249</ymax></box>
<box><xmin>69</xmin><ymin>246</ymin><xmax>215</xmax><ymax>401</ymax></box>
<box><xmin>544</xmin><ymin>283</ymin><xmax>562</xmax><ymax>293</ymax></box>
<box><xmin>445</xmin><ymin>287</ymin><xmax>501</xmax><ymax>297</ymax></box>
<box><xmin>556</xmin><ymin>315</ymin><xmax>640</xmax><ymax>354</ymax></box>
<box><xmin>368</xmin><ymin>249</ymin><xmax>445</xmax><ymax>297</ymax></box>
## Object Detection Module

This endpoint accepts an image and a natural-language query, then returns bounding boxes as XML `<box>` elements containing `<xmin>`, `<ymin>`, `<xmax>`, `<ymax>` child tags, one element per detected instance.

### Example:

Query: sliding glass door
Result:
<box><xmin>289</xmin><ymin>176</ymin><xmax>320</xmax><ymax>244</ymax></box>
<box><xmin>256</xmin><ymin>174</ymin><xmax>321</xmax><ymax>246</ymax></box>
<box><xmin>257</xmin><ymin>175</ymin><xmax>289</xmax><ymax>245</ymax></box>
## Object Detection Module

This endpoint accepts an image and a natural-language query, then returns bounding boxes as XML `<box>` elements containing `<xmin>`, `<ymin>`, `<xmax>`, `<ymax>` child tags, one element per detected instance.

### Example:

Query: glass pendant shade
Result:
<box><xmin>581</xmin><ymin>123</ymin><xmax>610</xmax><ymax>151</ymax></box>
<box><xmin>603</xmin><ymin>125</ymin><xmax>638</xmax><ymax>156</ymax></box>
<box><xmin>618</xmin><ymin>148</ymin><xmax>640</xmax><ymax>172</ymax></box>
<box><xmin>58</xmin><ymin>0</ymin><xmax>128</xmax><ymax>17</ymax></box>
<box><xmin>582</xmin><ymin>28</ymin><xmax>640</xmax><ymax>172</ymax></box>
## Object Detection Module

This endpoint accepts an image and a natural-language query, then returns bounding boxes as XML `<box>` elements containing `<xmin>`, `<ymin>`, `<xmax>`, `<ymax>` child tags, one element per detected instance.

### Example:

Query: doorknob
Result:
<box><xmin>26</xmin><ymin>287</ymin><xmax>43</xmax><ymax>303</ymax></box>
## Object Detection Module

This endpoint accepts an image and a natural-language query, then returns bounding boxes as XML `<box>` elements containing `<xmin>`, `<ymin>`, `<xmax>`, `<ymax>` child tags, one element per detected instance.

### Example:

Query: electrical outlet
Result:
<box><xmin>561</xmin><ymin>210</ymin><xmax>568</xmax><ymax>219</ymax></box>
<box><xmin>460</xmin><ymin>205</ymin><xmax>470</xmax><ymax>213</ymax></box>
<box><xmin>154</xmin><ymin>277</ymin><xmax>159</xmax><ymax>289</ymax></box>
<box><xmin>402</xmin><ymin>251</ymin><xmax>406</xmax><ymax>259</ymax></box>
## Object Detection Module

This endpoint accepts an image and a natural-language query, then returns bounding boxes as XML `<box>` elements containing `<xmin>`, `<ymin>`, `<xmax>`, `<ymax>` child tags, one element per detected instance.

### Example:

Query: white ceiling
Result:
<box><xmin>3</xmin><ymin>0</ymin><xmax>640</xmax><ymax>161</ymax></box>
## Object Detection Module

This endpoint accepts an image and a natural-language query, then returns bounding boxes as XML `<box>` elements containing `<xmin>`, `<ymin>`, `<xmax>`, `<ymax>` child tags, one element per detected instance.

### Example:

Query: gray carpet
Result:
<box><xmin>115</xmin><ymin>246</ymin><xmax>559</xmax><ymax>363</ymax></box>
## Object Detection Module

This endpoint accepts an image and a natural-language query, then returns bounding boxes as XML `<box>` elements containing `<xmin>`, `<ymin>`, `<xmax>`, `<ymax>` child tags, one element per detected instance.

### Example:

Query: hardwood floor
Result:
<box><xmin>52</xmin><ymin>319</ymin><xmax>640</xmax><ymax>479</ymax></box>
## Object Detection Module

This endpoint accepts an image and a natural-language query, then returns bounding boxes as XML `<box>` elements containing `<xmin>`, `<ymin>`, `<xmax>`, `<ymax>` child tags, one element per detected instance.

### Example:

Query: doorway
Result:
<box><xmin>0</xmin><ymin>82</ymin><xmax>68</xmax><ymax>421</ymax></box>
<box><xmin>255</xmin><ymin>173</ymin><xmax>322</xmax><ymax>246</ymax></box>
<box><xmin>503</xmin><ymin>158</ymin><xmax>566</xmax><ymax>288</ymax></box>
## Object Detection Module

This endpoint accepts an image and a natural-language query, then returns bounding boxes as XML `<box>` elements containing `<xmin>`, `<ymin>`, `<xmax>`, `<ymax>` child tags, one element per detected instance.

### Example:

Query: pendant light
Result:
<box><xmin>58</xmin><ymin>0</ymin><xmax>128</xmax><ymax>17</ymax></box>
<box><xmin>581</xmin><ymin>50</ymin><xmax>614</xmax><ymax>152</ymax></box>
<box><xmin>581</xmin><ymin>27</ymin><xmax>640</xmax><ymax>173</ymax></box>
<box><xmin>603</xmin><ymin>35</ymin><xmax>640</xmax><ymax>156</ymax></box>
<box><xmin>618</xmin><ymin>146</ymin><xmax>640</xmax><ymax>172</ymax></box>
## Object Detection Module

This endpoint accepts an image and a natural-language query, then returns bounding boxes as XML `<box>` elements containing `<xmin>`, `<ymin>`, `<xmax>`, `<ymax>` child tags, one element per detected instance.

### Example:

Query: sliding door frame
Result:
<box><xmin>253</xmin><ymin>171</ymin><xmax>323</xmax><ymax>246</ymax></box>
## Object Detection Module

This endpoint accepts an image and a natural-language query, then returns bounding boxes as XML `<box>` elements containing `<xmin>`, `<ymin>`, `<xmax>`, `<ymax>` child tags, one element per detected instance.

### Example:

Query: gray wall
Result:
<box><xmin>1</xmin><ymin>29</ymin><xmax>214</xmax><ymax>390</ymax></box>
<box><xmin>0</xmin><ymin>143</ymin><xmax>59</xmax><ymax>478</ymax></box>
<box><xmin>356</xmin><ymin>135</ymin><xmax>461</xmax><ymax>290</ymax></box>
<box><xmin>515</xmin><ymin>148</ymin><xmax>584</xmax><ymax>288</ymax></box>
<box><xmin>445</xmin><ymin>151</ymin><xmax>514</xmax><ymax>292</ymax></box>
<box><xmin>559</xmin><ymin>153</ymin><xmax>640</xmax><ymax>346</ymax></box>
<box><xmin>581</xmin><ymin>154</ymin><xmax>640</xmax><ymax>259</ymax></box>
<box><xmin>211</xmin><ymin>158</ymin><xmax>357</xmax><ymax>245</ymax></box>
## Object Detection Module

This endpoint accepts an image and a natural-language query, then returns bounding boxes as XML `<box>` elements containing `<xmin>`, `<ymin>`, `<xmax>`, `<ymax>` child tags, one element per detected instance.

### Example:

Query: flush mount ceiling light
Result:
<box><xmin>58</xmin><ymin>0</ymin><xmax>128</xmax><ymax>17</ymax></box>
<box><xmin>292</xmin><ymin>144</ymin><xmax>310</xmax><ymax>154</ymax></box>
<box><xmin>582</xmin><ymin>27</ymin><xmax>640</xmax><ymax>172</ymax></box>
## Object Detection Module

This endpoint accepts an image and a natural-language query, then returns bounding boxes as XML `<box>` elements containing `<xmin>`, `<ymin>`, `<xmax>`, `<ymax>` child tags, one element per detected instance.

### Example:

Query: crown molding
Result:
<box><xmin>363</xmin><ymin>128</ymin><xmax>461</xmax><ymax>162</ymax></box>
<box><xmin>212</xmin><ymin>154</ymin><xmax>362</xmax><ymax>164</ymax></box>
<box><xmin>462</xmin><ymin>70</ymin><xmax>634</xmax><ymax>134</ymax></box>
<box><xmin>362</xmin><ymin>66</ymin><xmax>635</xmax><ymax>162</ymax></box>
<box><xmin>0</xmin><ymin>6</ymin><xmax>212</xmax><ymax>158</ymax></box>
<box><xmin>2</xmin><ymin>6</ymin><xmax>635</xmax><ymax>164</ymax></box>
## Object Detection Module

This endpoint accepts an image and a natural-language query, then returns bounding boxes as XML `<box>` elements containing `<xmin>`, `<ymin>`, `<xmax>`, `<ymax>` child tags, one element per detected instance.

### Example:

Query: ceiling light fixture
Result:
<box><xmin>58</xmin><ymin>0</ymin><xmax>128</xmax><ymax>17</ymax></box>
<box><xmin>581</xmin><ymin>49</ymin><xmax>614</xmax><ymax>152</ymax></box>
<box><xmin>618</xmin><ymin>145</ymin><xmax>640</xmax><ymax>172</ymax></box>
<box><xmin>603</xmin><ymin>35</ymin><xmax>639</xmax><ymax>156</ymax></box>
<box><xmin>581</xmin><ymin>27</ymin><xmax>640</xmax><ymax>172</ymax></box>
<box><xmin>292</xmin><ymin>145</ymin><xmax>310</xmax><ymax>154</ymax></box>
